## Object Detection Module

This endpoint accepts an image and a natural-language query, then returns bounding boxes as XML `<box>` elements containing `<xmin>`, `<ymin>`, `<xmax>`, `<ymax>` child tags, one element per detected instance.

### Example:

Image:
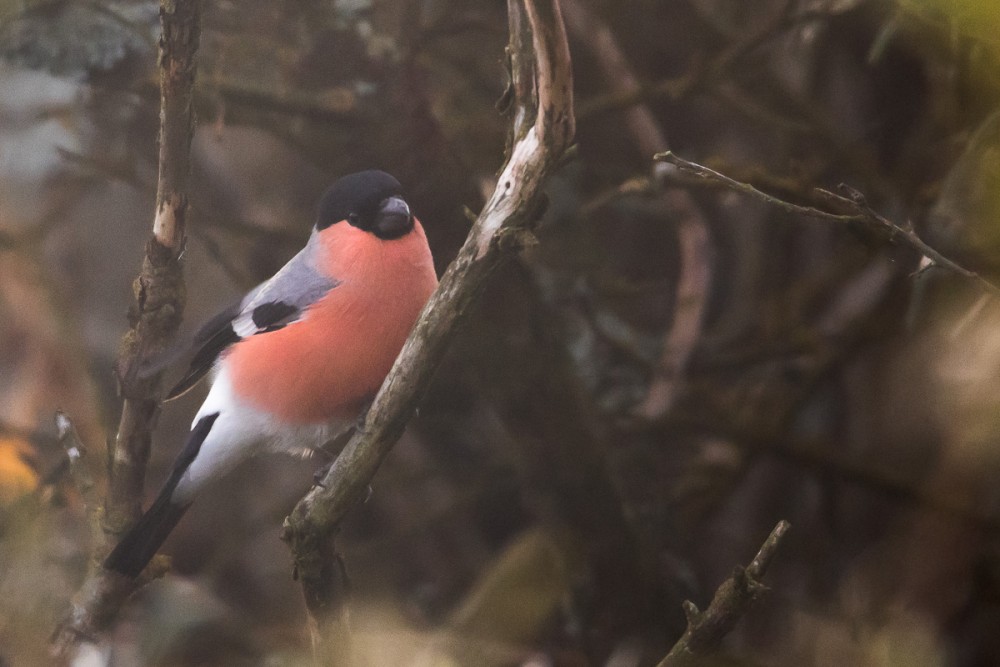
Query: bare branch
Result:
<box><xmin>577</xmin><ymin>5</ymin><xmax>829</xmax><ymax>121</ymax></box>
<box><xmin>562</xmin><ymin>0</ymin><xmax>712</xmax><ymax>421</ymax></box>
<box><xmin>55</xmin><ymin>412</ymin><xmax>102</xmax><ymax>542</ymax></box>
<box><xmin>656</xmin><ymin>151</ymin><xmax>1000</xmax><ymax>298</ymax></box>
<box><xmin>562</xmin><ymin>0</ymin><xmax>668</xmax><ymax>156</ymax></box>
<box><xmin>106</xmin><ymin>0</ymin><xmax>199</xmax><ymax>539</ymax></box>
<box><xmin>658</xmin><ymin>151</ymin><xmax>864</xmax><ymax>222</ymax></box>
<box><xmin>281</xmin><ymin>0</ymin><xmax>574</xmax><ymax>660</ymax></box>
<box><xmin>51</xmin><ymin>0</ymin><xmax>201</xmax><ymax>656</ymax></box>
<box><xmin>658</xmin><ymin>521</ymin><xmax>791</xmax><ymax>666</ymax></box>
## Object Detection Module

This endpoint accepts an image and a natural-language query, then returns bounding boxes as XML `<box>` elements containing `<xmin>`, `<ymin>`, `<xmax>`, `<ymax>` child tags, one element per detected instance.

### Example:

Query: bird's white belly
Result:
<box><xmin>171</xmin><ymin>365</ymin><xmax>337</xmax><ymax>504</ymax></box>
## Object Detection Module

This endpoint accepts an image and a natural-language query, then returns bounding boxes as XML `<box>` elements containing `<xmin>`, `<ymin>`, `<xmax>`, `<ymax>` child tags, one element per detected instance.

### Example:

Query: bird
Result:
<box><xmin>104</xmin><ymin>170</ymin><xmax>438</xmax><ymax>578</ymax></box>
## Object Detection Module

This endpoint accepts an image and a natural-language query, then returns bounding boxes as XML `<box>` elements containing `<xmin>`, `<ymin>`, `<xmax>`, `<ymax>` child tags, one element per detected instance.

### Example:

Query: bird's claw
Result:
<box><xmin>313</xmin><ymin>460</ymin><xmax>333</xmax><ymax>487</ymax></box>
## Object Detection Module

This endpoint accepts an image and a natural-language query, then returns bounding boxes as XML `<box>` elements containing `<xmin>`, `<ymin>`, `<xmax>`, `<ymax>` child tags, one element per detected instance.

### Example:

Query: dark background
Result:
<box><xmin>2</xmin><ymin>0</ymin><xmax>1000</xmax><ymax>664</ymax></box>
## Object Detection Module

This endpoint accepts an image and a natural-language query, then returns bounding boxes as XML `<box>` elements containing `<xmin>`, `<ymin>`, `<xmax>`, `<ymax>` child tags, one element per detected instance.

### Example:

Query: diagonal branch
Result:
<box><xmin>51</xmin><ymin>0</ymin><xmax>201</xmax><ymax>656</ymax></box>
<box><xmin>656</xmin><ymin>151</ymin><xmax>1000</xmax><ymax>298</ymax></box>
<box><xmin>281</xmin><ymin>0</ymin><xmax>574</xmax><ymax>660</ymax></box>
<box><xmin>658</xmin><ymin>520</ymin><xmax>791</xmax><ymax>666</ymax></box>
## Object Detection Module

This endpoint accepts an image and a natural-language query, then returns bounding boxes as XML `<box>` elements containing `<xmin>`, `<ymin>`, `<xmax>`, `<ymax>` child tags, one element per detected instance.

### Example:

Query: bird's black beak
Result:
<box><xmin>373</xmin><ymin>196</ymin><xmax>413</xmax><ymax>240</ymax></box>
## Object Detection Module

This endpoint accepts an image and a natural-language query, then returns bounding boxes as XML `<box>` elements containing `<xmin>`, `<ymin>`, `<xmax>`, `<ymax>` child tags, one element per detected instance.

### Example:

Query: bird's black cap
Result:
<box><xmin>316</xmin><ymin>170</ymin><xmax>413</xmax><ymax>240</ymax></box>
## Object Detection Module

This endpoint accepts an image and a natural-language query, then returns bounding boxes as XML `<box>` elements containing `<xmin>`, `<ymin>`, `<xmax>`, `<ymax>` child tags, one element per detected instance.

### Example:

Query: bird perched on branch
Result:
<box><xmin>105</xmin><ymin>170</ymin><xmax>438</xmax><ymax>578</ymax></box>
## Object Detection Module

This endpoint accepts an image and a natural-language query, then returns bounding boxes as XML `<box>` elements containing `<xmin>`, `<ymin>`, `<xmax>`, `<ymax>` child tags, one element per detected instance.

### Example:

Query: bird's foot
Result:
<box><xmin>313</xmin><ymin>459</ymin><xmax>333</xmax><ymax>487</ymax></box>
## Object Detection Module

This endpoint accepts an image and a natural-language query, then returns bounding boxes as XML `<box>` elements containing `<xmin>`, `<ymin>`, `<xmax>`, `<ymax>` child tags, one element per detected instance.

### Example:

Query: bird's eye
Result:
<box><xmin>348</xmin><ymin>213</ymin><xmax>361</xmax><ymax>226</ymax></box>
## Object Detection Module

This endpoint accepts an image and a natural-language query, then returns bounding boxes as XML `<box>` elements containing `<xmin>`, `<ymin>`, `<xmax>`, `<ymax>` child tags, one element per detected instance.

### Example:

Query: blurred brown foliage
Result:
<box><xmin>3</xmin><ymin>0</ymin><xmax>1000</xmax><ymax>665</ymax></box>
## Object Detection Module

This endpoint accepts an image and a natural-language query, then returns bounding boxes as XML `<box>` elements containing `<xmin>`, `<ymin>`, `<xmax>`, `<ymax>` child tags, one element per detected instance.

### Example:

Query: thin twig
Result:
<box><xmin>657</xmin><ymin>521</ymin><xmax>790</xmax><ymax>666</ymax></box>
<box><xmin>281</xmin><ymin>0</ymin><xmax>574</xmax><ymax>662</ymax></box>
<box><xmin>212</xmin><ymin>79</ymin><xmax>360</xmax><ymax>121</ymax></box>
<box><xmin>656</xmin><ymin>151</ymin><xmax>1000</xmax><ymax>298</ymax></box>
<box><xmin>658</xmin><ymin>151</ymin><xmax>864</xmax><ymax>222</ymax></box>
<box><xmin>562</xmin><ymin>0</ymin><xmax>712</xmax><ymax>421</ymax></box>
<box><xmin>55</xmin><ymin>413</ymin><xmax>98</xmax><ymax>511</ymax></box>
<box><xmin>577</xmin><ymin>7</ymin><xmax>829</xmax><ymax>120</ymax></box>
<box><xmin>55</xmin><ymin>412</ymin><xmax>104</xmax><ymax>549</ymax></box>
<box><xmin>562</xmin><ymin>0</ymin><xmax>667</xmax><ymax>156</ymax></box>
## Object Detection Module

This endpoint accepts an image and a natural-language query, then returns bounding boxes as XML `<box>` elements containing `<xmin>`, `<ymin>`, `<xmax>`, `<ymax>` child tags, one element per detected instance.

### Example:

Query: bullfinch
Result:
<box><xmin>104</xmin><ymin>170</ymin><xmax>438</xmax><ymax>578</ymax></box>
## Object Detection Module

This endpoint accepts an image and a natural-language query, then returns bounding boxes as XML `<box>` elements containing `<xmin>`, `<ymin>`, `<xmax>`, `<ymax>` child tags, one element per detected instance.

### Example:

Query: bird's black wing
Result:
<box><xmin>164</xmin><ymin>300</ymin><xmax>243</xmax><ymax>400</ymax></box>
<box><xmin>165</xmin><ymin>245</ymin><xmax>338</xmax><ymax>400</ymax></box>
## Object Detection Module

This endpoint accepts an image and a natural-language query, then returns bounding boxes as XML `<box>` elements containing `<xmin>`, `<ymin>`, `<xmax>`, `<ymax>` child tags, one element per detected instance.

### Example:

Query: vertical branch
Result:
<box><xmin>473</xmin><ymin>0</ymin><xmax>574</xmax><ymax>256</ymax></box>
<box><xmin>282</xmin><ymin>0</ymin><xmax>574</xmax><ymax>660</ymax></box>
<box><xmin>152</xmin><ymin>0</ymin><xmax>199</xmax><ymax>253</ymax></box>
<box><xmin>561</xmin><ymin>0</ymin><xmax>713</xmax><ymax>420</ymax></box>
<box><xmin>51</xmin><ymin>0</ymin><xmax>201</xmax><ymax>656</ymax></box>
<box><xmin>105</xmin><ymin>0</ymin><xmax>200</xmax><ymax>536</ymax></box>
<box><xmin>505</xmin><ymin>0</ymin><xmax>536</xmax><ymax>145</ymax></box>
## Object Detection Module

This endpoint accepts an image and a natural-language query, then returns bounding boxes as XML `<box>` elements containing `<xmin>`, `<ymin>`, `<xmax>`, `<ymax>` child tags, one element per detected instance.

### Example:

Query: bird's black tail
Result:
<box><xmin>103</xmin><ymin>486</ymin><xmax>189</xmax><ymax>577</ymax></box>
<box><xmin>103</xmin><ymin>412</ymin><xmax>219</xmax><ymax>578</ymax></box>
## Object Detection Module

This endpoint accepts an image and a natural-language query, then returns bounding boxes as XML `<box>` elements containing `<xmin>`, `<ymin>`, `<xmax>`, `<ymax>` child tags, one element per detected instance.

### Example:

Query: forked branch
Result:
<box><xmin>281</xmin><ymin>0</ymin><xmax>575</xmax><ymax>660</ymax></box>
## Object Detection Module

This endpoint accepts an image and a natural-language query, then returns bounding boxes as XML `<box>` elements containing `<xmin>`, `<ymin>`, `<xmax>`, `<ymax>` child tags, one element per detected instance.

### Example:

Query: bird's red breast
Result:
<box><xmin>225</xmin><ymin>219</ymin><xmax>437</xmax><ymax>423</ymax></box>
